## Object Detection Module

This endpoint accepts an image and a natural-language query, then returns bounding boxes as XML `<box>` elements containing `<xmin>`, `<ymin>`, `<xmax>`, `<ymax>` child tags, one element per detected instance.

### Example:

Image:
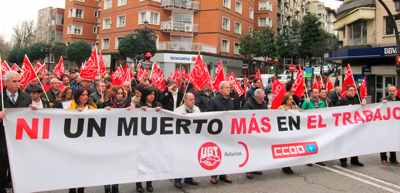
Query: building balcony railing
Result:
<box><xmin>160</xmin><ymin>21</ymin><xmax>198</xmax><ymax>33</ymax></box>
<box><xmin>161</xmin><ymin>0</ymin><xmax>200</xmax><ymax>11</ymax></box>
<box><xmin>157</xmin><ymin>41</ymin><xmax>217</xmax><ymax>54</ymax></box>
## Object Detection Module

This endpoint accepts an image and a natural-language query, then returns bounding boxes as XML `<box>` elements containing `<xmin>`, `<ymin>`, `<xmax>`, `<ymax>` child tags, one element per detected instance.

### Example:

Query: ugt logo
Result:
<box><xmin>15</xmin><ymin>118</ymin><xmax>51</xmax><ymax>140</ymax></box>
<box><xmin>272</xmin><ymin>141</ymin><xmax>318</xmax><ymax>159</ymax></box>
<box><xmin>197</xmin><ymin>141</ymin><xmax>222</xmax><ymax>171</ymax></box>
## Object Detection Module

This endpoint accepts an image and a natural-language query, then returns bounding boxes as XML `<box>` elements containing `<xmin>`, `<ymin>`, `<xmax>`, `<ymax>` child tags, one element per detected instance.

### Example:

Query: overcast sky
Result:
<box><xmin>0</xmin><ymin>0</ymin><xmax>342</xmax><ymax>42</ymax></box>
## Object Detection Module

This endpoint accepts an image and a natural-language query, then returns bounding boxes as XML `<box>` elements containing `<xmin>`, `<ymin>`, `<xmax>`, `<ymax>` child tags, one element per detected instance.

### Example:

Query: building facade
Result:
<box><xmin>254</xmin><ymin>0</ymin><xmax>278</xmax><ymax>32</ymax></box>
<box><xmin>63</xmin><ymin>0</ymin><xmax>100</xmax><ymax>45</ymax></box>
<box><xmin>305</xmin><ymin>0</ymin><xmax>337</xmax><ymax>34</ymax></box>
<box><xmin>277</xmin><ymin>0</ymin><xmax>309</xmax><ymax>32</ymax></box>
<box><xmin>64</xmin><ymin>0</ymin><xmax>278</xmax><ymax>76</ymax></box>
<box><xmin>37</xmin><ymin>7</ymin><xmax>65</xmax><ymax>44</ymax></box>
<box><xmin>328</xmin><ymin>0</ymin><xmax>400</xmax><ymax>103</ymax></box>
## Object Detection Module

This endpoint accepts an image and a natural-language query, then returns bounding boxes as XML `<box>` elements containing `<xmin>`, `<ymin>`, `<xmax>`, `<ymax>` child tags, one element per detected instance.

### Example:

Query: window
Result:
<box><xmin>249</xmin><ymin>7</ymin><xmax>254</xmax><ymax>19</ymax></box>
<box><xmin>103</xmin><ymin>18</ymin><xmax>112</xmax><ymax>29</ymax></box>
<box><xmin>69</xmin><ymin>8</ymin><xmax>84</xmax><ymax>18</ymax></box>
<box><xmin>221</xmin><ymin>39</ymin><xmax>230</xmax><ymax>53</ymax></box>
<box><xmin>385</xmin><ymin>16</ymin><xmax>395</xmax><ymax>35</ymax></box>
<box><xmin>259</xmin><ymin>0</ymin><xmax>272</xmax><ymax>11</ymax></box>
<box><xmin>235</xmin><ymin>0</ymin><xmax>242</xmax><ymax>14</ymax></box>
<box><xmin>67</xmin><ymin>25</ymin><xmax>82</xmax><ymax>35</ymax></box>
<box><xmin>258</xmin><ymin>17</ymin><xmax>272</xmax><ymax>27</ymax></box>
<box><xmin>234</xmin><ymin>22</ymin><xmax>242</xmax><ymax>34</ymax></box>
<box><xmin>104</xmin><ymin>0</ymin><xmax>112</xmax><ymax>9</ymax></box>
<box><xmin>115</xmin><ymin>37</ymin><xmax>124</xmax><ymax>49</ymax></box>
<box><xmin>102</xmin><ymin>38</ymin><xmax>110</xmax><ymax>49</ymax></box>
<box><xmin>117</xmin><ymin>0</ymin><xmax>127</xmax><ymax>6</ymax></box>
<box><xmin>138</xmin><ymin>11</ymin><xmax>160</xmax><ymax>25</ymax></box>
<box><xmin>234</xmin><ymin>43</ymin><xmax>240</xmax><ymax>55</ymax></box>
<box><xmin>95</xmin><ymin>10</ymin><xmax>101</xmax><ymax>17</ymax></box>
<box><xmin>93</xmin><ymin>26</ymin><xmax>99</xmax><ymax>33</ymax></box>
<box><xmin>150</xmin><ymin>12</ymin><xmax>160</xmax><ymax>25</ymax></box>
<box><xmin>222</xmin><ymin>16</ymin><xmax>230</xmax><ymax>31</ymax></box>
<box><xmin>223</xmin><ymin>0</ymin><xmax>231</xmax><ymax>9</ymax></box>
<box><xmin>117</xmin><ymin>15</ymin><xmax>126</xmax><ymax>27</ymax></box>
<box><xmin>348</xmin><ymin>20</ymin><xmax>367</xmax><ymax>45</ymax></box>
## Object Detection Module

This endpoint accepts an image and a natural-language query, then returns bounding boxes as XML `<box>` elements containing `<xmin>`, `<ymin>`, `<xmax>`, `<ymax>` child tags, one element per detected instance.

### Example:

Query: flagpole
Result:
<box><xmin>0</xmin><ymin>57</ymin><xmax>5</xmax><ymax>111</ymax></box>
<box><xmin>301</xmin><ymin>65</ymin><xmax>310</xmax><ymax>100</ymax></box>
<box><xmin>34</xmin><ymin>72</ymin><xmax>51</xmax><ymax>103</ymax></box>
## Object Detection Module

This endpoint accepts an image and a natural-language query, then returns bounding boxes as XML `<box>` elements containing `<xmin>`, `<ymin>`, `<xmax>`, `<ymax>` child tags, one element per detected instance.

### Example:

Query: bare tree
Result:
<box><xmin>12</xmin><ymin>20</ymin><xmax>36</xmax><ymax>48</ymax></box>
<box><xmin>0</xmin><ymin>36</ymin><xmax>11</xmax><ymax>58</ymax></box>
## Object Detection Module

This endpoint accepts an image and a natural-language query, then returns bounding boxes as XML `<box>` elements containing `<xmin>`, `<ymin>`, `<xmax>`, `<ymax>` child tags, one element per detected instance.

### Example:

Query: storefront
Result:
<box><xmin>152</xmin><ymin>52</ymin><xmax>244</xmax><ymax>77</ymax></box>
<box><xmin>328</xmin><ymin>45</ymin><xmax>400</xmax><ymax>103</ymax></box>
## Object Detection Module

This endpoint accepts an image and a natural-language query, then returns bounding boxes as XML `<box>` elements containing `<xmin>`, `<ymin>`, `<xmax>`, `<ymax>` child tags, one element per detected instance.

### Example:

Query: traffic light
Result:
<box><xmin>396</xmin><ymin>55</ymin><xmax>400</xmax><ymax>65</ymax></box>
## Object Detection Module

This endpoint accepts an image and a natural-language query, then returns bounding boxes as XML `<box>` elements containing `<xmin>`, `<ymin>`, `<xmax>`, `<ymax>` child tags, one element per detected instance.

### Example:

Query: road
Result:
<box><xmin>44</xmin><ymin>154</ymin><xmax>400</xmax><ymax>193</ymax></box>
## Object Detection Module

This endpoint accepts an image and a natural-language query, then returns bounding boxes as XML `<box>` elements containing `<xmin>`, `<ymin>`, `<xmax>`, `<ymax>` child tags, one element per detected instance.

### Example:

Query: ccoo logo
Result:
<box><xmin>272</xmin><ymin>141</ymin><xmax>319</xmax><ymax>159</ymax></box>
<box><xmin>197</xmin><ymin>141</ymin><xmax>222</xmax><ymax>170</ymax></box>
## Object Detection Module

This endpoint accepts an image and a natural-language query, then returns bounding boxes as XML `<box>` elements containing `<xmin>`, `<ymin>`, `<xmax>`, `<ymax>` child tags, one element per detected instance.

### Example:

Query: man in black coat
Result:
<box><xmin>338</xmin><ymin>85</ymin><xmax>365</xmax><ymax>168</ymax></box>
<box><xmin>380</xmin><ymin>85</ymin><xmax>400</xmax><ymax>165</ymax></box>
<box><xmin>195</xmin><ymin>87</ymin><xmax>212</xmax><ymax>112</ymax></box>
<box><xmin>243</xmin><ymin>88</ymin><xmax>268</xmax><ymax>110</ymax></box>
<box><xmin>242</xmin><ymin>88</ymin><xmax>266</xmax><ymax>179</ymax></box>
<box><xmin>0</xmin><ymin>71</ymin><xmax>32</xmax><ymax>193</ymax></box>
<box><xmin>208</xmin><ymin>81</ymin><xmax>233</xmax><ymax>184</ymax></box>
<box><xmin>159</xmin><ymin>80</ymin><xmax>183</xmax><ymax>111</ymax></box>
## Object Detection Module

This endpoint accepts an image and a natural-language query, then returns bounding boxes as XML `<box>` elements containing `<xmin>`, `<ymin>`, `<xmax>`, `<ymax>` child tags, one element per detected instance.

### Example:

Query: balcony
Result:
<box><xmin>161</xmin><ymin>21</ymin><xmax>198</xmax><ymax>33</ymax></box>
<box><xmin>161</xmin><ymin>0</ymin><xmax>200</xmax><ymax>11</ymax></box>
<box><xmin>157</xmin><ymin>41</ymin><xmax>217</xmax><ymax>54</ymax></box>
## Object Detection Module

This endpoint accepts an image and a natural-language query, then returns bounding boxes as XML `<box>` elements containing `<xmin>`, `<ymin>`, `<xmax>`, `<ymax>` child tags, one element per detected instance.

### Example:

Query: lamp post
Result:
<box><xmin>377</xmin><ymin>0</ymin><xmax>400</xmax><ymax>86</ymax></box>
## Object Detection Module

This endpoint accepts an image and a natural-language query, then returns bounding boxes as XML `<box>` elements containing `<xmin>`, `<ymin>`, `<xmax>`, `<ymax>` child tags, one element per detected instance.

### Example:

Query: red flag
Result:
<box><xmin>19</xmin><ymin>55</ymin><xmax>36</xmax><ymax>88</ymax></box>
<box><xmin>111</xmin><ymin>66</ymin><xmax>125</xmax><ymax>86</ymax></box>
<box><xmin>325</xmin><ymin>78</ymin><xmax>334</xmax><ymax>92</ymax></box>
<box><xmin>169</xmin><ymin>69</ymin><xmax>182</xmax><ymax>87</ymax></box>
<box><xmin>181</xmin><ymin>69</ymin><xmax>189</xmax><ymax>81</ymax></box>
<box><xmin>80</xmin><ymin>58</ymin><xmax>97</xmax><ymax>80</ymax></box>
<box><xmin>360</xmin><ymin>77</ymin><xmax>367</xmax><ymax>99</ymax></box>
<box><xmin>291</xmin><ymin>67</ymin><xmax>305</xmax><ymax>97</ymax></box>
<box><xmin>243</xmin><ymin>78</ymin><xmax>249</xmax><ymax>95</ymax></box>
<box><xmin>212</xmin><ymin>61</ymin><xmax>225</xmax><ymax>91</ymax></box>
<box><xmin>123</xmin><ymin>64</ymin><xmax>133</xmax><ymax>83</ymax></box>
<box><xmin>271</xmin><ymin>78</ymin><xmax>282</xmax><ymax>94</ymax></box>
<box><xmin>98</xmin><ymin>53</ymin><xmax>107</xmax><ymax>77</ymax></box>
<box><xmin>341</xmin><ymin>64</ymin><xmax>356</xmax><ymax>96</ymax></box>
<box><xmin>11</xmin><ymin>63</ymin><xmax>21</xmax><ymax>72</ymax></box>
<box><xmin>271</xmin><ymin>79</ymin><xmax>286</xmax><ymax>109</ymax></box>
<box><xmin>137</xmin><ymin>63</ymin><xmax>149</xmax><ymax>81</ymax></box>
<box><xmin>53</xmin><ymin>56</ymin><xmax>64</xmax><ymax>78</ymax></box>
<box><xmin>1</xmin><ymin>60</ymin><xmax>11</xmax><ymax>76</ymax></box>
<box><xmin>227</xmin><ymin>72</ymin><xmax>244</xmax><ymax>96</ymax></box>
<box><xmin>150</xmin><ymin>63</ymin><xmax>166</xmax><ymax>91</ymax></box>
<box><xmin>34</xmin><ymin>62</ymin><xmax>46</xmax><ymax>74</ymax></box>
<box><xmin>190</xmin><ymin>55</ymin><xmax>211</xmax><ymax>91</ymax></box>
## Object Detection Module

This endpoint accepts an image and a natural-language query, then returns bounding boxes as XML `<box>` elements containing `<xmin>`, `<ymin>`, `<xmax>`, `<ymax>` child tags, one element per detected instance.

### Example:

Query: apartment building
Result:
<box><xmin>254</xmin><ymin>0</ymin><xmax>278</xmax><ymax>32</ymax></box>
<box><xmin>328</xmin><ymin>0</ymin><xmax>400</xmax><ymax>102</ymax></box>
<box><xmin>37</xmin><ymin>7</ymin><xmax>65</xmax><ymax>44</ymax></box>
<box><xmin>305</xmin><ymin>0</ymin><xmax>337</xmax><ymax>34</ymax></box>
<box><xmin>63</xmin><ymin>0</ymin><xmax>100</xmax><ymax>45</ymax></box>
<box><xmin>64</xmin><ymin>0</ymin><xmax>277</xmax><ymax>75</ymax></box>
<box><xmin>277</xmin><ymin>0</ymin><xmax>309</xmax><ymax>32</ymax></box>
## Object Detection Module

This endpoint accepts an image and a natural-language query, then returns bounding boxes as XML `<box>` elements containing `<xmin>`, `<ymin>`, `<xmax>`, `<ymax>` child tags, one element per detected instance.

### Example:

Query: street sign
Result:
<box><xmin>289</xmin><ymin>64</ymin><xmax>296</xmax><ymax>72</ymax></box>
<box><xmin>304</xmin><ymin>67</ymin><xmax>313</xmax><ymax>78</ymax></box>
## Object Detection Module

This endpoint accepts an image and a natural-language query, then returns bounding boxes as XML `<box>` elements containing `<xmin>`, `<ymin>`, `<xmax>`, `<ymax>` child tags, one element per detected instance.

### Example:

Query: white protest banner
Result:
<box><xmin>3</xmin><ymin>102</ymin><xmax>400</xmax><ymax>193</ymax></box>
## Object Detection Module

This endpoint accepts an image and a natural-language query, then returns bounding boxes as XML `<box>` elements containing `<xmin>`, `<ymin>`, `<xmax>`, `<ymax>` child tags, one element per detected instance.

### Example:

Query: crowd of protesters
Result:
<box><xmin>0</xmin><ymin>61</ymin><xmax>399</xmax><ymax>193</ymax></box>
